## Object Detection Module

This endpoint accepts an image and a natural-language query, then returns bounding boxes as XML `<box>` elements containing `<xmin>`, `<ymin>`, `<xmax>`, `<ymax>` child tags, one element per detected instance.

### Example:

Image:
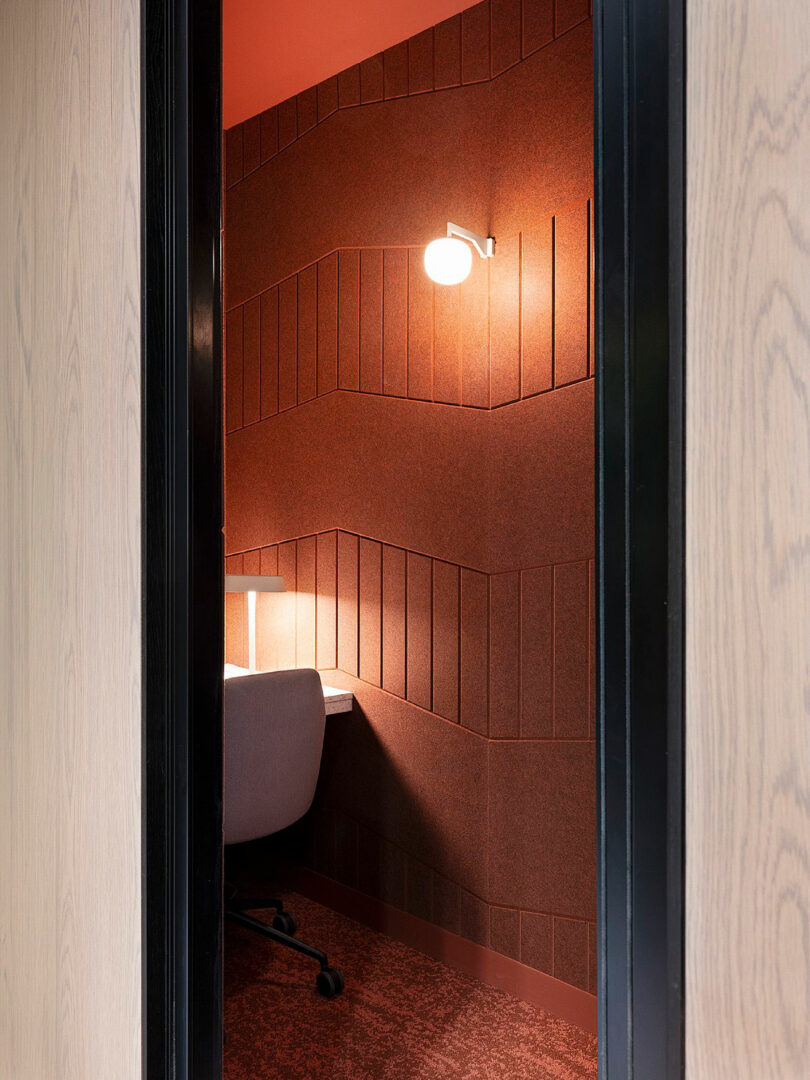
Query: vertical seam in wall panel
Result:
<box><xmin>456</xmin><ymin>563</ymin><xmax>462</xmax><ymax>723</ymax></box>
<box><xmin>429</xmin><ymin>558</ymin><xmax>435</xmax><ymax>712</ymax></box>
<box><xmin>518</xmin><ymin>232</ymin><xmax>524</xmax><ymax>400</ymax></box>
<box><xmin>356</xmin><ymin>536</ymin><xmax>361</xmax><ymax>677</ymax></box>
<box><xmin>295</xmin><ymin>273</ymin><xmax>300</xmax><ymax>405</ymax></box>
<box><xmin>586</xmin><ymin>199</ymin><xmax>592</xmax><ymax>378</ymax></box>
<box><xmin>240</xmin><ymin>305</ymin><xmax>245</xmax><ymax>429</ymax></box>
<box><xmin>315</xmin><ymin>257</ymin><xmax>320</xmax><ymax>397</ymax></box>
<box><xmin>551</xmin><ymin>565</ymin><xmax>557</xmax><ymax>737</ymax></box>
<box><xmin>403</xmin><ymin>553</ymin><xmax>409</xmax><ymax>699</ymax></box>
<box><xmin>551</xmin><ymin>215</ymin><xmax>557</xmax><ymax>388</ymax></box>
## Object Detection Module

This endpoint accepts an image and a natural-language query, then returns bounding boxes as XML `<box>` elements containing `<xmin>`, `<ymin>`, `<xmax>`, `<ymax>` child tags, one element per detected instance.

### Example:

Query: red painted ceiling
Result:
<box><xmin>223</xmin><ymin>0</ymin><xmax>478</xmax><ymax>128</ymax></box>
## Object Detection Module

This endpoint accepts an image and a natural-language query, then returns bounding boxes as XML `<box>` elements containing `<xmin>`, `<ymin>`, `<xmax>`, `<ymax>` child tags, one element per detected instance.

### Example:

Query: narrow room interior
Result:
<box><xmin>221</xmin><ymin>1</ymin><xmax>596</xmax><ymax>1076</ymax></box>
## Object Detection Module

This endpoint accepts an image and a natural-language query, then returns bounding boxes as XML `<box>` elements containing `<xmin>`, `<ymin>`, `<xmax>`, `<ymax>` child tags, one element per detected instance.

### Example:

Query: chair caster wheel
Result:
<box><xmin>316</xmin><ymin>967</ymin><xmax>344</xmax><ymax>998</ymax></box>
<box><xmin>272</xmin><ymin>911</ymin><xmax>297</xmax><ymax>936</ymax></box>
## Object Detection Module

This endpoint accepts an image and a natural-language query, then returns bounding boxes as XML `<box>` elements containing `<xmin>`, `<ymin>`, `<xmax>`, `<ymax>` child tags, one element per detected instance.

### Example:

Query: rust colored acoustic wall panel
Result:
<box><xmin>225</xmin><ymin>306</ymin><xmax>243</xmax><ymax>433</ymax></box>
<box><xmin>433</xmin><ymin>284</ymin><xmax>461</xmax><ymax>404</ymax></box>
<box><xmin>278</xmin><ymin>275</ymin><xmax>298</xmax><ymax>410</ymax></box>
<box><xmin>384</xmin><ymin>42</ymin><xmax>409</xmax><ymax>100</ymax></box>
<box><xmin>360</xmin><ymin>53</ymin><xmax>384</xmax><ymax>104</ymax></box>
<box><xmin>553</xmin><ymin>560</ymin><xmax>589</xmax><ymax>737</ymax></box>
<box><xmin>316</xmin><ymin>531</ymin><xmax>338</xmax><ymax>669</ymax></box>
<box><xmin>462</xmin><ymin>1</ymin><xmax>492</xmax><ymax>84</ymax></box>
<box><xmin>261</xmin><ymin>540</ymin><xmax>297</xmax><ymax>671</ymax></box>
<box><xmin>434</xmin><ymin>14</ymin><xmax>462</xmax><ymax>89</ymax></box>
<box><xmin>242</xmin><ymin>115</ymin><xmax>260</xmax><ymax>175</ymax></box>
<box><xmin>460</xmin><ymin>568</ymin><xmax>489</xmax><ymax>735</ymax></box>
<box><xmin>260</xmin><ymin>287</ymin><xmax>279</xmax><ymax>418</ymax></box>
<box><xmin>242</xmin><ymin>298</ymin><xmax>261</xmax><ymax>425</ymax></box>
<box><xmin>359</xmin><ymin>538</ymin><xmax>383</xmax><ymax>686</ymax></box>
<box><xmin>461</xmin><ymin>255</ymin><xmax>490</xmax><ymax>408</ymax></box>
<box><xmin>406</xmin><ymin>552</ymin><xmax>433</xmax><ymax>710</ymax></box>
<box><xmin>407</xmin><ymin>248</ymin><xmax>433</xmax><ymax>401</ymax></box>
<box><xmin>489</xmin><ymin>233</ymin><xmax>521</xmax><ymax>406</ymax></box>
<box><xmin>297</xmin><ymin>264</ymin><xmax>318</xmax><ymax>404</ymax></box>
<box><xmin>259</xmin><ymin>106</ymin><xmax>278</xmax><ymax>163</ymax></box>
<box><xmin>278</xmin><ymin>96</ymin><xmax>297</xmax><ymax>150</ymax></box>
<box><xmin>338</xmin><ymin>65</ymin><xmax>361</xmax><ymax>108</ymax></box>
<box><xmin>520</xmin><ymin>565</ymin><xmax>553</xmax><ymax>737</ymax></box>
<box><xmin>521</xmin><ymin>221</ymin><xmax>554</xmax><ymax>397</ymax></box>
<box><xmin>432</xmin><ymin>560</ymin><xmax>460</xmax><ymax>722</ymax></box>
<box><xmin>224</xmin><ymin>124</ymin><xmax>243</xmax><ymax>188</ymax></box>
<box><xmin>554</xmin><ymin>202</ymin><xmax>588</xmax><ymax>386</ymax></box>
<box><xmin>491</xmin><ymin>0</ymin><xmax>522</xmax><ymax>76</ymax></box>
<box><xmin>296</xmin><ymin>536</ymin><xmax>317</xmax><ymax>669</ymax></box>
<box><xmin>225</xmin><ymin>554</ymin><xmax>247</xmax><ymax>668</ymax></box>
<box><xmin>359</xmin><ymin>248</ymin><xmax>383</xmax><ymax>394</ymax></box>
<box><xmin>297</xmin><ymin>87</ymin><xmax>318</xmax><ymax>137</ymax></box>
<box><xmin>317</xmin><ymin>77</ymin><xmax>338</xmax><ymax>123</ymax></box>
<box><xmin>382</xmin><ymin>545</ymin><xmax>407</xmax><ymax>698</ymax></box>
<box><xmin>409</xmin><ymin>28</ymin><xmax>435</xmax><ymax>94</ymax></box>
<box><xmin>382</xmin><ymin>248</ymin><xmax>408</xmax><ymax>397</ymax></box>
<box><xmin>588</xmin><ymin>558</ymin><xmax>596</xmax><ymax>739</ymax></box>
<box><xmin>317</xmin><ymin>253</ymin><xmax>338</xmax><ymax>395</ymax></box>
<box><xmin>337</xmin><ymin>531</ymin><xmax>359</xmax><ymax>676</ymax></box>
<box><xmin>555</xmin><ymin>0</ymin><xmax>589</xmax><ymax>37</ymax></box>
<box><xmin>523</xmin><ymin>0</ymin><xmax>554</xmax><ymax>56</ymax></box>
<box><xmin>489</xmin><ymin>572</ymin><xmax>520</xmax><ymax>737</ymax></box>
<box><xmin>338</xmin><ymin>250</ymin><xmax>360</xmax><ymax>390</ymax></box>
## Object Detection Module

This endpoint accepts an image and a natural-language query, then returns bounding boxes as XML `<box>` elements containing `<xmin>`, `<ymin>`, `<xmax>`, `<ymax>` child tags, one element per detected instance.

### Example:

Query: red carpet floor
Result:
<box><xmin>224</xmin><ymin>892</ymin><xmax>597</xmax><ymax>1080</ymax></box>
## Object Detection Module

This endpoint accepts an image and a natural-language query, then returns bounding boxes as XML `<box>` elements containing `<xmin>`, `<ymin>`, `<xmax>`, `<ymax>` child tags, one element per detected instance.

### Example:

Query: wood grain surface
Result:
<box><xmin>686</xmin><ymin>1</ymin><xmax>810</xmax><ymax>1076</ymax></box>
<box><xmin>0</xmin><ymin>0</ymin><xmax>142</xmax><ymax>1076</ymax></box>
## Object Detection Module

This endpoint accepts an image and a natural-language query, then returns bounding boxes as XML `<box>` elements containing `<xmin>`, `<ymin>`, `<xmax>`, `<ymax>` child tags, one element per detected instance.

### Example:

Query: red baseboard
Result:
<box><xmin>292</xmin><ymin>868</ymin><xmax>597</xmax><ymax>1035</ymax></box>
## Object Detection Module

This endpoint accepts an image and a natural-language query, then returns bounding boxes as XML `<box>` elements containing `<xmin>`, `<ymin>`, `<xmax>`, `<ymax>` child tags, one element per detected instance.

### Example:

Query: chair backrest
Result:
<box><xmin>224</xmin><ymin>668</ymin><xmax>326</xmax><ymax>845</ymax></box>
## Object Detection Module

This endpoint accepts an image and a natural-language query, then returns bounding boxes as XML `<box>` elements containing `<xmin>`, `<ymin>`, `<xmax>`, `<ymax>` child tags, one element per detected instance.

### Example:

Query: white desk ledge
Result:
<box><xmin>223</xmin><ymin>664</ymin><xmax>353</xmax><ymax>716</ymax></box>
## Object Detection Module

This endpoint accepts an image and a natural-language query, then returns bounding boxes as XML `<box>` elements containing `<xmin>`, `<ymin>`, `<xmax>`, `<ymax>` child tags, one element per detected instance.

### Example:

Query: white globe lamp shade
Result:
<box><xmin>424</xmin><ymin>236</ymin><xmax>473</xmax><ymax>286</ymax></box>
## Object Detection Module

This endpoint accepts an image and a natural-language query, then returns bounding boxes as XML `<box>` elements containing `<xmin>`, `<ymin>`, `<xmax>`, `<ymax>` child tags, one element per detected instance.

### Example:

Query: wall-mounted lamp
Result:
<box><xmin>225</xmin><ymin>573</ymin><xmax>286</xmax><ymax>673</ymax></box>
<box><xmin>424</xmin><ymin>222</ymin><xmax>495</xmax><ymax>286</ymax></box>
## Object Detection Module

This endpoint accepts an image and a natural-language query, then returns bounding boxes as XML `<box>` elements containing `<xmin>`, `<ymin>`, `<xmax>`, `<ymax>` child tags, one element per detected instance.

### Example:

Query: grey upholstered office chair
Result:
<box><xmin>224</xmin><ymin>667</ymin><xmax>344</xmax><ymax>998</ymax></box>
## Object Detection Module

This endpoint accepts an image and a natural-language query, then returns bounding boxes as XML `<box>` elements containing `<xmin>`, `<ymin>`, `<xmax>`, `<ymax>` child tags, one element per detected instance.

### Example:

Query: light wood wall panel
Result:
<box><xmin>0</xmin><ymin>0</ymin><xmax>142</xmax><ymax>1077</ymax></box>
<box><xmin>686</xmin><ymin>0</ymin><xmax>810</xmax><ymax>1075</ymax></box>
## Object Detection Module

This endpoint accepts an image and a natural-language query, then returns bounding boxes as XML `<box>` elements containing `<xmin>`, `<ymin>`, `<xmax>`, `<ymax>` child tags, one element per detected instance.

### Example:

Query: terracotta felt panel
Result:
<box><xmin>407</xmin><ymin>248</ymin><xmax>433</xmax><ymax>401</ymax></box>
<box><xmin>225</xmin><ymin>554</ymin><xmax>246</xmax><ymax>667</ymax></box>
<box><xmin>338</xmin><ymin>250</ymin><xmax>360</xmax><ymax>390</ymax></box>
<box><xmin>225</xmin><ymin>306</ymin><xmax>243</xmax><ymax>433</ymax></box>
<box><xmin>242</xmin><ymin>115</ymin><xmax>260</xmax><ymax>174</ymax></box>
<box><xmin>358</xmin><ymin>826</ymin><xmax>407</xmax><ymax>909</ymax></box>
<box><xmin>242</xmin><ymin>298</ymin><xmax>261</xmax><ymax>425</ymax></box>
<box><xmin>337</xmin><ymin>532</ymin><xmax>359</xmax><ymax>676</ymax></box>
<box><xmin>490</xmin><ymin>906</ymin><xmax>520</xmax><ymax>960</ymax></box>
<box><xmin>432</xmin><ymin>560</ymin><xmax>460</xmax><ymax>722</ymax></box>
<box><xmin>317</xmin><ymin>253</ymin><xmax>338</xmax><ymax>395</ymax></box>
<box><xmin>588</xmin><ymin>921</ymin><xmax>597</xmax><ymax>995</ymax></box>
<box><xmin>432</xmin><ymin>284</ymin><xmax>461</xmax><ymax>405</ymax></box>
<box><xmin>317</xmin><ymin>77</ymin><xmax>338</xmax><ymax>122</ymax></box>
<box><xmin>459</xmin><ymin>890</ymin><xmax>490</xmax><ymax>948</ymax></box>
<box><xmin>296</xmin><ymin>87</ymin><xmax>318</xmax><ymax>137</ymax></box>
<box><xmin>553</xmin><ymin>916</ymin><xmax>589</xmax><ymax>991</ymax></box>
<box><xmin>297</xmin><ymin>264</ymin><xmax>318</xmax><ymax>404</ymax></box>
<box><xmin>462</xmin><ymin>1</ymin><xmax>492</xmax><ymax>84</ymax></box>
<box><xmin>520</xmin><ymin>565</ymin><xmax>554</xmax><ymax>738</ymax></box>
<box><xmin>406</xmin><ymin>858</ymin><xmax>434</xmax><ymax>922</ymax></box>
<box><xmin>408</xmin><ymin>28</ymin><xmax>434</xmax><ymax>94</ymax></box>
<box><xmin>296</xmin><ymin>536</ymin><xmax>317</xmax><ymax>669</ymax></box>
<box><xmin>589</xmin><ymin>558</ymin><xmax>596</xmax><ymax>739</ymax></box>
<box><xmin>277</xmin><ymin>276</ymin><xmax>298</xmax><ymax>411</ymax></box>
<box><xmin>406</xmin><ymin>552</ymin><xmax>432</xmax><ymax>710</ymax></box>
<box><xmin>263</xmin><ymin>540</ymin><xmax>297</xmax><ymax>671</ymax></box>
<box><xmin>489</xmin><ymin>233</ymin><xmax>521</xmax><ymax>406</ymax></box>
<box><xmin>334</xmin><ymin>813</ymin><xmax>359</xmax><ymax>889</ymax></box>
<box><xmin>277</xmin><ymin>96</ymin><xmax>297</xmax><ymax>150</ymax></box>
<box><xmin>260</xmin><ymin>545</ymin><xmax>278</xmax><ymax>575</ymax></box>
<box><xmin>359</xmin><ymin>538</ymin><xmax>382</xmax><ymax>687</ymax></box>
<box><xmin>224</xmin><ymin>125</ymin><xmax>243</xmax><ymax>188</ymax></box>
<box><xmin>338</xmin><ymin>65</ymin><xmax>360</xmax><ymax>108</ymax></box>
<box><xmin>554</xmin><ymin>202</ymin><xmax>589</xmax><ymax>386</ymax></box>
<box><xmin>433</xmin><ymin>874</ymin><xmax>461</xmax><ymax>934</ymax></box>
<box><xmin>383</xmin><ymin>42</ymin><xmax>409</xmax><ymax>99</ymax></box>
<box><xmin>316</xmin><ymin>531</ymin><xmax>338</xmax><ymax>669</ymax></box>
<box><xmin>488</xmin><ymin>572</ymin><xmax>520</xmax><ymax>737</ymax></box>
<box><xmin>521</xmin><ymin>911</ymin><xmax>553</xmax><ymax>972</ymax></box>
<box><xmin>521</xmin><ymin>221</ymin><xmax>554</xmax><ymax>397</ymax></box>
<box><xmin>491</xmin><ymin>0</ymin><xmax>522</xmax><ymax>76</ymax></box>
<box><xmin>553</xmin><ymin>560</ymin><xmax>589</xmax><ymax>737</ymax></box>
<box><xmin>382</xmin><ymin>248</ymin><xmax>408</xmax><ymax>398</ymax></box>
<box><xmin>588</xmin><ymin>198</ymin><xmax>595</xmax><ymax>377</ymax></box>
<box><xmin>260</xmin><ymin>287</ymin><xmax>278</xmax><ymax>419</ymax></box>
<box><xmin>259</xmin><ymin>107</ymin><xmax>278</xmax><ymax>163</ymax></box>
<box><xmin>434</xmin><ymin>14</ymin><xmax>462</xmax><ymax>89</ymax></box>
<box><xmin>359</xmin><ymin>54</ymin><xmax>384</xmax><ymax>103</ymax></box>
<box><xmin>488</xmin><ymin>741</ymin><xmax>596</xmax><ymax>916</ymax></box>
<box><xmin>461</xmin><ymin>255</ymin><xmax>490</xmax><ymax>408</ymax></box>
<box><xmin>359</xmin><ymin>248</ymin><xmax>383</xmax><ymax>394</ymax></box>
<box><xmin>555</xmin><ymin>0</ymin><xmax>589</xmax><ymax>36</ymax></box>
<box><xmin>382</xmin><ymin>545</ymin><xmax>407</xmax><ymax>698</ymax></box>
<box><xmin>523</xmin><ymin>0</ymin><xmax>554</xmax><ymax>57</ymax></box>
<box><xmin>460</xmin><ymin>568</ymin><xmax>489</xmax><ymax>735</ymax></box>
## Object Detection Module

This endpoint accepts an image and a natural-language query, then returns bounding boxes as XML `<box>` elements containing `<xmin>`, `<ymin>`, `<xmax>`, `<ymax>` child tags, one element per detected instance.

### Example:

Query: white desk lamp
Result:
<box><xmin>225</xmin><ymin>573</ymin><xmax>286</xmax><ymax>672</ymax></box>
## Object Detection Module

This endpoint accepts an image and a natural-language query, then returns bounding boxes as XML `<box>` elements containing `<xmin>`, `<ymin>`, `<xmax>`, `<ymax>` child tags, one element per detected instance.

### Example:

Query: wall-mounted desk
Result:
<box><xmin>224</xmin><ymin>664</ymin><xmax>354</xmax><ymax>715</ymax></box>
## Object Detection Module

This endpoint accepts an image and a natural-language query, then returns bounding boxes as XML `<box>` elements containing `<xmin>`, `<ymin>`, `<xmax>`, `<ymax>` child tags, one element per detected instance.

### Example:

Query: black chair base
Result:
<box><xmin>225</xmin><ymin>894</ymin><xmax>345</xmax><ymax>998</ymax></box>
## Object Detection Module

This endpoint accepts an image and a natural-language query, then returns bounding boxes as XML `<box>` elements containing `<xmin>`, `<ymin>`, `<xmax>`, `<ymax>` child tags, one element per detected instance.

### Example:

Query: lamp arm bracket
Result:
<box><xmin>446</xmin><ymin>222</ymin><xmax>495</xmax><ymax>259</ymax></box>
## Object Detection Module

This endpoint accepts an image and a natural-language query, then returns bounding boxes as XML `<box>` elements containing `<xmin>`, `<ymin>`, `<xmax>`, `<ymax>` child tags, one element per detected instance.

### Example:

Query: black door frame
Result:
<box><xmin>141</xmin><ymin>0</ymin><xmax>686</xmax><ymax>1076</ymax></box>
